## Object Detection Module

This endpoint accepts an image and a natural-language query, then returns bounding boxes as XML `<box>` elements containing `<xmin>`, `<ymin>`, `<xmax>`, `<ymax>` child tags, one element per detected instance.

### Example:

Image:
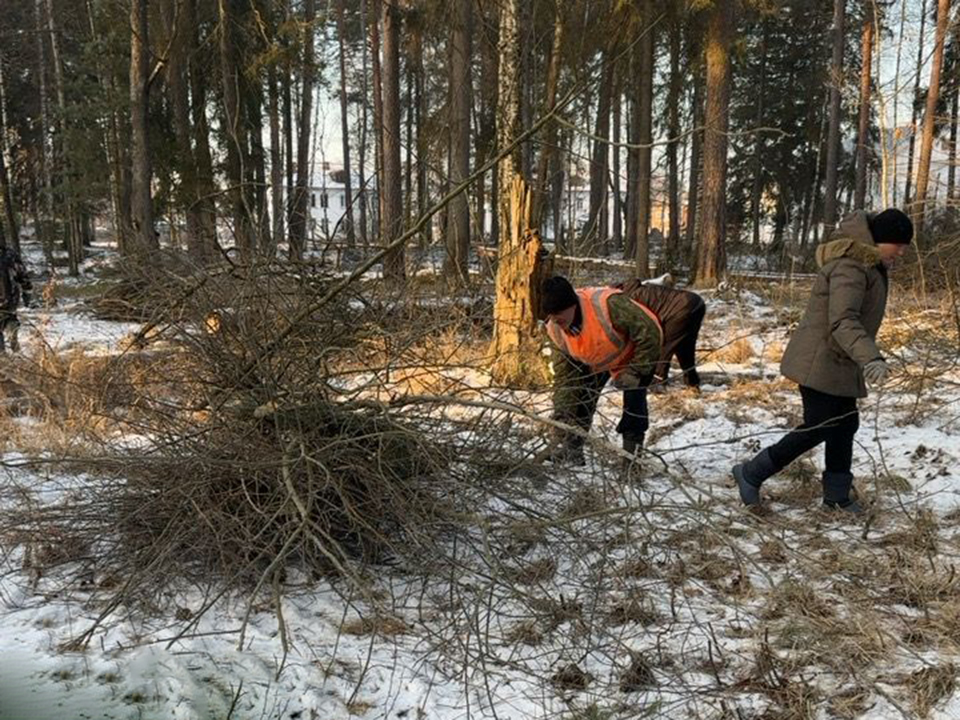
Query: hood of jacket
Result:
<box><xmin>815</xmin><ymin>211</ymin><xmax>881</xmax><ymax>269</ymax></box>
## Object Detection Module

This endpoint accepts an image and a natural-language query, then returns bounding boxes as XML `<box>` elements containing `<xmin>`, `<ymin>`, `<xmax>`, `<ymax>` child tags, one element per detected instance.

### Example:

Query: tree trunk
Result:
<box><xmin>219</xmin><ymin>0</ymin><xmax>255</xmax><ymax>257</ymax></box>
<box><xmin>268</xmin><ymin>66</ymin><xmax>282</xmax><ymax>256</ymax></box>
<box><xmin>0</xmin><ymin>57</ymin><xmax>19</xmax><ymax>253</ymax></box>
<box><xmin>0</xmin><ymin>147</ymin><xmax>16</xmax><ymax>253</ymax></box>
<box><xmin>948</xmin><ymin>84</ymin><xmax>958</xmax><ymax>200</ymax></box>
<box><xmin>913</xmin><ymin>0</ymin><xmax>951</xmax><ymax>233</ymax></box>
<box><xmin>892</xmin><ymin>0</ymin><xmax>908</xmax><ymax>206</ymax></box>
<box><xmin>243</xmin><ymin>60</ymin><xmax>268</xmax><ymax>254</ymax></box>
<box><xmin>490</xmin><ymin>0</ymin><xmax>547</xmax><ymax>385</ymax></box>
<box><xmin>534</xmin><ymin>7</ymin><xmax>563</xmax><ymax>228</ymax></box>
<box><xmin>165</xmin><ymin>0</ymin><xmax>211</xmax><ymax>263</ymax></box>
<box><xmin>750</xmin><ymin>27</ymin><xmax>768</xmax><ymax>247</ymax></box>
<box><xmin>581</xmin><ymin>48</ymin><xmax>613</xmax><ymax>254</ymax></box>
<box><xmin>404</xmin><ymin>50</ymin><xmax>414</xmax><ymax>227</ymax></box>
<box><xmin>45</xmin><ymin>0</ymin><xmax>81</xmax><ymax>273</ymax></box>
<box><xmin>552</xmin><ymin>128</ymin><xmax>567</xmax><ymax>253</ymax></box>
<box><xmin>413</xmin><ymin>29</ymin><xmax>428</xmax><ymax>246</ymax></box>
<box><xmin>34</xmin><ymin>0</ymin><xmax>55</xmax><ymax>263</ymax></box>
<box><xmin>612</xmin><ymin>79</ymin><xmax>623</xmax><ymax>253</ymax></box>
<box><xmin>519</xmin><ymin>1</ymin><xmax>533</xmax><ymax>182</ymax></box>
<box><xmin>904</xmin><ymin>0</ymin><xmax>928</xmax><ymax>206</ymax></box>
<box><xmin>822</xmin><ymin>0</ymin><xmax>846</xmax><ymax>230</ymax></box>
<box><xmin>802</xmin><ymin>95</ymin><xmax>829</xmax><ymax>248</ymax></box>
<box><xmin>664</xmin><ymin>13</ymin><xmax>682</xmax><ymax>267</ymax></box>
<box><xmin>381</xmin><ymin>0</ymin><xmax>404</xmax><ymax>281</ymax></box>
<box><xmin>288</xmin><ymin>0</ymin><xmax>315</xmax><ymax>260</ymax></box>
<box><xmin>370</xmin><ymin>0</ymin><xmax>384</xmax><ymax>243</ymax></box>
<box><xmin>854</xmin><ymin>2</ymin><xmax>874</xmax><ymax>210</ymax></box>
<box><xmin>130</xmin><ymin>0</ymin><xmax>157</xmax><ymax>259</ymax></box>
<box><xmin>188</xmin><ymin>0</ymin><xmax>218</xmax><ymax>258</ymax></box>
<box><xmin>282</xmin><ymin>0</ymin><xmax>295</xmax><ymax>248</ymax></box>
<box><xmin>357</xmin><ymin>0</ymin><xmax>369</xmax><ymax>246</ymax></box>
<box><xmin>491</xmin><ymin>177</ymin><xmax>549</xmax><ymax>385</ymax></box>
<box><xmin>624</xmin><ymin>64</ymin><xmax>640</xmax><ymax>261</ymax></box>
<box><xmin>634</xmin><ymin>0</ymin><xmax>655</xmax><ymax>278</ymax></box>
<box><xmin>478</xmin><ymin>6</ymin><xmax>499</xmax><ymax>245</ymax></box>
<box><xmin>685</xmin><ymin>60</ymin><xmax>704</xmax><ymax>260</ymax></box>
<box><xmin>444</xmin><ymin>0</ymin><xmax>472</xmax><ymax>283</ymax></box>
<box><xmin>694</xmin><ymin>0</ymin><xmax>733</xmax><ymax>286</ymax></box>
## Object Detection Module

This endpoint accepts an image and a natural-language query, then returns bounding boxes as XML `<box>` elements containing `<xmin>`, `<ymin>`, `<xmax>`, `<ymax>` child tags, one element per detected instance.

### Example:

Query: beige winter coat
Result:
<box><xmin>780</xmin><ymin>212</ymin><xmax>888</xmax><ymax>398</ymax></box>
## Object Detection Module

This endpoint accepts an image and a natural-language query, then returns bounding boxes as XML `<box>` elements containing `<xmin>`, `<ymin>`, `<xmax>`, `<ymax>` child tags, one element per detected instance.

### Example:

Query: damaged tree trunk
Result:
<box><xmin>490</xmin><ymin>0</ymin><xmax>549</xmax><ymax>385</ymax></box>
<box><xmin>490</xmin><ymin>177</ymin><xmax>551</xmax><ymax>385</ymax></box>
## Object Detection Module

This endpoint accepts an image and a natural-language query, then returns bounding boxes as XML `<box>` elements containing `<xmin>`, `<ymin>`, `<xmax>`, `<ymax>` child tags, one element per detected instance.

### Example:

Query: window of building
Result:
<box><xmin>310</xmin><ymin>193</ymin><xmax>316</xmax><ymax>208</ymax></box>
<box><xmin>320</xmin><ymin>193</ymin><xmax>329</xmax><ymax>209</ymax></box>
<box><xmin>340</xmin><ymin>194</ymin><xmax>346</xmax><ymax>208</ymax></box>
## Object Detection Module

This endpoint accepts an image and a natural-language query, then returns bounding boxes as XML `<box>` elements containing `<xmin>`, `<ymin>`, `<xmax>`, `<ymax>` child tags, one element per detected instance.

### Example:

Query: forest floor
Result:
<box><xmin>1</xmin><ymin>239</ymin><xmax>960</xmax><ymax>719</ymax></box>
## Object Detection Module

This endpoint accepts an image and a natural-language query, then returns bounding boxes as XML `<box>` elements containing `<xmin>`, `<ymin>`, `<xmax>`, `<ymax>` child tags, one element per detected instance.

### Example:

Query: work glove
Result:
<box><xmin>612</xmin><ymin>370</ymin><xmax>642</xmax><ymax>391</ymax></box>
<box><xmin>863</xmin><ymin>358</ymin><xmax>889</xmax><ymax>386</ymax></box>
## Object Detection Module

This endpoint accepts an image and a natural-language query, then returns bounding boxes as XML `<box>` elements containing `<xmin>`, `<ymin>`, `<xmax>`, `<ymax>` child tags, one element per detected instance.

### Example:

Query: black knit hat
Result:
<box><xmin>541</xmin><ymin>276</ymin><xmax>578</xmax><ymax>316</ymax></box>
<box><xmin>870</xmin><ymin>209</ymin><xmax>914</xmax><ymax>245</ymax></box>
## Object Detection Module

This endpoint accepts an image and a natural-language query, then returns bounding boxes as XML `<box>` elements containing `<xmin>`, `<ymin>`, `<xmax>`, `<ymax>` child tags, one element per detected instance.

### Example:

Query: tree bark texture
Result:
<box><xmin>491</xmin><ymin>0</ymin><xmax>547</xmax><ymax>385</ymax></box>
<box><xmin>380</xmin><ymin>0</ymin><xmax>404</xmax><ymax>281</ymax></box>
<box><xmin>913</xmin><ymin>0</ymin><xmax>951</xmax><ymax>232</ymax></box>
<box><xmin>694</xmin><ymin>0</ymin><xmax>733</xmax><ymax>286</ymax></box>
<box><xmin>854</xmin><ymin>2</ymin><xmax>874</xmax><ymax>210</ymax></box>
<box><xmin>822</xmin><ymin>0</ymin><xmax>846</xmax><ymax>230</ymax></box>
<box><xmin>444</xmin><ymin>0</ymin><xmax>472</xmax><ymax>283</ymax></box>
<box><xmin>130</xmin><ymin>0</ymin><xmax>158</xmax><ymax>260</ymax></box>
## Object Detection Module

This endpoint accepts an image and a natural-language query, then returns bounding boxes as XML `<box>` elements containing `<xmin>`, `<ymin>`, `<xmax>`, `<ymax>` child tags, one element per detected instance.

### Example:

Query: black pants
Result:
<box><xmin>657</xmin><ymin>300</ymin><xmax>705</xmax><ymax>387</ymax></box>
<box><xmin>560</xmin><ymin>369</ymin><xmax>649</xmax><ymax>447</ymax></box>
<box><xmin>767</xmin><ymin>386</ymin><xmax>859</xmax><ymax>474</ymax></box>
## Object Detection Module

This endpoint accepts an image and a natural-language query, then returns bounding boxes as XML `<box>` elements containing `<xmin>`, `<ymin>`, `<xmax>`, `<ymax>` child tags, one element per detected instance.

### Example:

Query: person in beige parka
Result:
<box><xmin>732</xmin><ymin>208</ymin><xmax>914</xmax><ymax>513</ymax></box>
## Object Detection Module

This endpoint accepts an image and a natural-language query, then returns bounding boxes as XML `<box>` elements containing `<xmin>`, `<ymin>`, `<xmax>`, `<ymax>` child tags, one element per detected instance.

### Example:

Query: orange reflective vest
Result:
<box><xmin>546</xmin><ymin>287</ymin><xmax>662</xmax><ymax>377</ymax></box>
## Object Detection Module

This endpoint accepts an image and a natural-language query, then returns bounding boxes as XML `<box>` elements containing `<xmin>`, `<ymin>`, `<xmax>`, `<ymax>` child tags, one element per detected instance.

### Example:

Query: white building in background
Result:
<box><xmin>307</xmin><ymin>161</ymin><xmax>692</xmax><ymax>247</ymax></box>
<box><xmin>306</xmin><ymin>162</ymin><xmax>376</xmax><ymax>239</ymax></box>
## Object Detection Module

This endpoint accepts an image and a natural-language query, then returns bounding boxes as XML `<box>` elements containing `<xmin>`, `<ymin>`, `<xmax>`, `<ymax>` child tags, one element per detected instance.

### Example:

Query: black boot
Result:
<box><xmin>821</xmin><ymin>471</ymin><xmax>863</xmax><ymax>513</ymax></box>
<box><xmin>622</xmin><ymin>434</ymin><xmax>643</xmax><ymax>456</ymax></box>
<box><xmin>732</xmin><ymin>448</ymin><xmax>778</xmax><ymax>507</ymax></box>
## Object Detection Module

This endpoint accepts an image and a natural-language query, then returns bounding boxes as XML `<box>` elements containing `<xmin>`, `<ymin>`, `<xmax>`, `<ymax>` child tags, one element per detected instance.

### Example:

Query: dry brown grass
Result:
<box><xmin>759</xmin><ymin>540</ymin><xmax>788</xmax><ymax>564</ymax></box>
<box><xmin>342</xmin><ymin>615</ymin><xmax>409</xmax><ymax>637</ymax></box>
<box><xmin>907</xmin><ymin>662</ymin><xmax>957</xmax><ymax>717</ymax></box>
<box><xmin>878</xmin><ymin>509</ymin><xmax>938</xmax><ymax>554</ymax></box>
<box><xmin>763</xmin><ymin>340</ymin><xmax>786</xmax><ymax>364</ymax></box>
<box><xmin>560</xmin><ymin>486</ymin><xmax>609</xmax><ymax>519</ymax></box>
<box><xmin>712</xmin><ymin>336</ymin><xmax>756</xmax><ymax>364</ymax></box>
<box><xmin>745</xmin><ymin>637</ymin><xmax>821</xmax><ymax>719</ymax></box>
<box><xmin>763</xmin><ymin>581</ymin><xmax>835</xmax><ymax>621</ymax></box>
<box><xmin>506</xmin><ymin>558</ymin><xmax>558</xmax><ymax>585</ymax></box>
<box><xmin>723</xmin><ymin>377</ymin><xmax>794</xmax><ymax>407</ymax></box>
<box><xmin>504</xmin><ymin>620</ymin><xmax>542</xmax><ymax>646</ymax></box>
<box><xmin>346</xmin><ymin>700</ymin><xmax>376</xmax><ymax>716</ymax></box>
<box><xmin>828</xmin><ymin>686</ymin><xmax>871</xmax><ymax>719</ymax></box>
<box><xmin>551</xmin><ymin>663</ymin><xmax>592</xmax><ymax>691</ymax></box>
<box><xmin>619</xmin><ymin>653</ymin><xmax>656</xmax><ymax>692</ymax></box>
<box><xmin>605</xmin><ymin>591</ymin><xmax>660</xmax><ymax>627</ymax></box>
<box><xmin>651</xmin><ymin>394</ymin><xmax>705</xmax><ymax>423</ymax></box>
<box><xmin>619</xmin><ymin>554</ymin><xmax>655</xmax><ymax>579</ymax></box>
<box><xmin>884</xmin><ymin>562</ymin><xmax>960</xmax><ymax>608</ymax></box>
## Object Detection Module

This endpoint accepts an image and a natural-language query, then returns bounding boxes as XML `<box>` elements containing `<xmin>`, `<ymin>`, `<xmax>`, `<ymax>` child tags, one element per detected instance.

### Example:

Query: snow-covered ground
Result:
<box><xmin>2</xmin><ymin>244</ymin><xmax>960</xmax><ymax>719</ymax></box>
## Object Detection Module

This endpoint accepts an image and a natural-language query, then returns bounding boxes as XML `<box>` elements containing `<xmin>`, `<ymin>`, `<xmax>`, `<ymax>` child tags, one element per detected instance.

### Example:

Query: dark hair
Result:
<box><xmin>541</xmin><ymin>276</ymin><xmax>579</xmax><ymax>316</ymax></box>
<box><xmin>870</xmin><ymin>209</ymin><xmax>913</xmax><ymax>245</ymax></box>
